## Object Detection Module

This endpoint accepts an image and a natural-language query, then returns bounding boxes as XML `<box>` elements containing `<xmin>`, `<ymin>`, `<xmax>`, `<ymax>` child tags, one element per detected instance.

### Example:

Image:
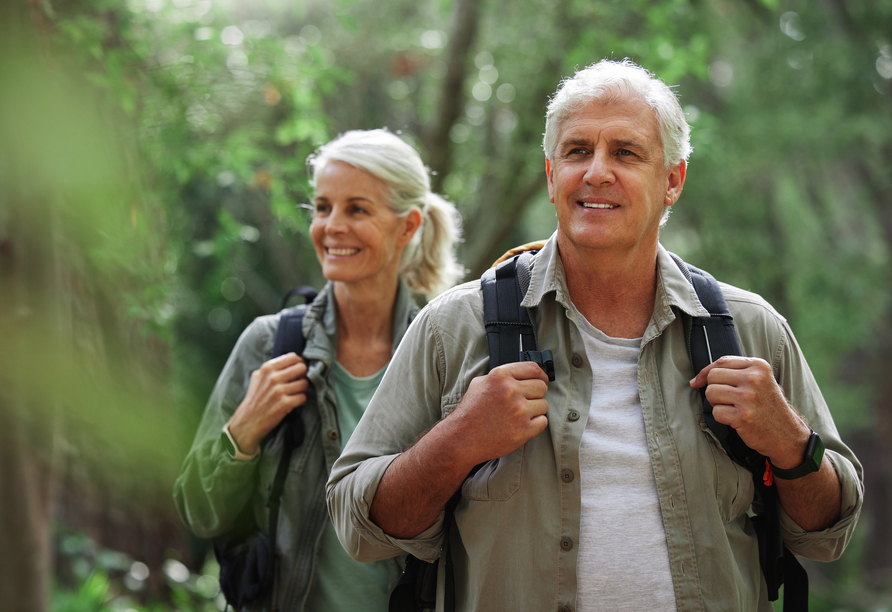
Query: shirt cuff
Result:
<box><xmin>778</xmin><ymin>449</ymin><xmax>863</xmax><ymax>562</ymax></box>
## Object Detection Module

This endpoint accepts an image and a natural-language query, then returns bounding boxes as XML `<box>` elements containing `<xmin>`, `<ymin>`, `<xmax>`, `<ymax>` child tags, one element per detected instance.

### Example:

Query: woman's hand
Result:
<box><xmin>227</xmin><ymin>353</ymin><xmax>310</xmax><ymax>455</ymax></box>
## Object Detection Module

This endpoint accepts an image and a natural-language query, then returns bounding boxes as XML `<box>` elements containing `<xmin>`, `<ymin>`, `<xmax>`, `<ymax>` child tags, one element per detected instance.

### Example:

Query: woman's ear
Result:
<box><xmin>397</xmin><ymin>208</ymin><xmax>423</xmax><ymax>248</ymax></box>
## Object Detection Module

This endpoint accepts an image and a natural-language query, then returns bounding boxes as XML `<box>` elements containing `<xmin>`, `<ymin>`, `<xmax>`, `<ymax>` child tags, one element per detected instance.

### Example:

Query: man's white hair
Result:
<box><xmin>543</xmin><ymin>59</ymin><xmax>692</xmax><ymax>168</ymax></box>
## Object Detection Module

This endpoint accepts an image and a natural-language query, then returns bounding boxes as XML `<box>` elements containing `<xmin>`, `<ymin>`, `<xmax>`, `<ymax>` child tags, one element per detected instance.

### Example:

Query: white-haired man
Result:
<box><xmin>326</xmin><ymin>60</ymin><xmax>863</xmax><ymax>611</ymax></box>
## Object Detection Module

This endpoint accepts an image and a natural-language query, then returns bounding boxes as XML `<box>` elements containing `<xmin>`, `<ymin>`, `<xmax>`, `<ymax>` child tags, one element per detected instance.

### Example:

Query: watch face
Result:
<box><xmin>809</xmin><ymin>432</ymin><xmax>826</xmax><ymax>471</ymax></box>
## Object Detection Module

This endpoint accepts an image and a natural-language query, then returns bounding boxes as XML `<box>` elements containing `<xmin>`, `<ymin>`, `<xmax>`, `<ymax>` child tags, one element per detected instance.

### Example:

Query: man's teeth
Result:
<box><xmin>581</xmin><ymin>202</ymin><xmax>617</xmax><ymax>209</ymax></box>
<box><xmin>328</xmin><ymin>248</ymin><xmax>359</xmax><ymax>256</ymax></box>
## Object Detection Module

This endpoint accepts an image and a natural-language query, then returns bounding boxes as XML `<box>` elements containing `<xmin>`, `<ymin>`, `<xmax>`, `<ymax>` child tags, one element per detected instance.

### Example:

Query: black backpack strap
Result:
<box><xmin>482</xmin><ymin>251</ymin><xmax>537</xmax><ymax>368</ymax></box>
<box><xmin>267</xmin><ymin>302</ymin><xmax>314</xmax><ymax>610</ymax></box>
<box><xmin>280</xmin><ymin>285</ymin><xmax>318</xmax><ymax>311</ymax></box>
<box><xmin>671</xmin><ymin>253</ymin><xmax>807</xmax><ymax>612</ymax></box>
<box><xmin>272</xmin><ymin>302</ymin><xmax>311</xmax><ymax>359</ymax></box>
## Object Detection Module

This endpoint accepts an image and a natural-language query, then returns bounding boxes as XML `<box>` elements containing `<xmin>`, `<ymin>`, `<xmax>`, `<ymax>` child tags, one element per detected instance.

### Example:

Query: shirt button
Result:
<box><xmin>558</xmin><ymin>607</ymin><xmax>572</xmax><ymax>612</ymax></box>
<box><xmin>560</xmin><ymin>469</ymin><xmax>574</xmax><ymax>483</ymax></box>
<box><xmin>560</xmin><ymin>537</ymin><xmax>573</xmax><ymax>551</ymax></box>
<box><xmin>571</xmin><ymin>354</ymin><xmax>583</xmax><ymax>368</ymax></box>
<box><xmin>568</xmin><ymin>410</ymin><xmax>580</xmax><ymax>422</ymax></box>
<box><xmin>328</xmin><ymin>429</ymin><xmax>338</xmax><ymax>440</ymax></box>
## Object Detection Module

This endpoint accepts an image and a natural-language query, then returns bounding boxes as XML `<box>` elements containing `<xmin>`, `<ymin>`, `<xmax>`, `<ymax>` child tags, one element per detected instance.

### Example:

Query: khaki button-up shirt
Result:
<box><xmin>327</xmin><ymin>235</ymin><xmax>863</xmax><ymax>612</ymax></box>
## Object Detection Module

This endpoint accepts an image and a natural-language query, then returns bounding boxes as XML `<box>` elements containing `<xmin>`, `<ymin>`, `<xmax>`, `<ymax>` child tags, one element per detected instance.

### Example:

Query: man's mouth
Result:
<box><xmin>579</xmin><ymin>201</ymin><xmax>618</xmax><ymax>209</ymax></box>
<box><xmin>326</xmin><ymin>247</ymin><xmax>360</xmax><ymax>256</ymax></box>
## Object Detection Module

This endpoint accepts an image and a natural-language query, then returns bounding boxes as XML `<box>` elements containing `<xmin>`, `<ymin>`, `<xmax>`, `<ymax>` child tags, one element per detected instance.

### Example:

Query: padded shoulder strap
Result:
<box><xmin>482</xmin><ymin>251</ymin><xmax>537</xmax><ymax>371</ymax></box>
<box><xmin>671</xmin><ymin>253</ymin><xmax>806</xmax><ymax>610</ymax></box>
<box><xmin>272</xmin><ymin>303</ymin><xmax>310</xmax><ymax>359</ymax></box>
<box><xmin>683</xmin><ymin>261</ymin><xmax>768</xmax><ymax>473</ymax></box>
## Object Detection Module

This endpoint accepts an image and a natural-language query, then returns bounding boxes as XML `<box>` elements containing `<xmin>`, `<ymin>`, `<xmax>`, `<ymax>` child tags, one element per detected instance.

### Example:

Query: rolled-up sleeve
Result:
<box><xmin>327</xmin><ymin>301</ymin><xmax>456</xmax><ymax>563</ymax></box>
<box><xmin>172</xmin><ymin>317</ymin><xmax>273</xmax><ymax>538</ymax></box>
<box><xmin>774</xmin><ymin>320</ymin><xmax>864</xmax><ymax>561</ymax></box>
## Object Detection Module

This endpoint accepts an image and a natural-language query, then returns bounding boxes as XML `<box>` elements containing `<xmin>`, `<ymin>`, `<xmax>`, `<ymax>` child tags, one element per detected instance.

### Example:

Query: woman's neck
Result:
<box><xmin>333</xmin><ymin>277</ymin><xmax>400</xmax><ymax>376</ymax></box>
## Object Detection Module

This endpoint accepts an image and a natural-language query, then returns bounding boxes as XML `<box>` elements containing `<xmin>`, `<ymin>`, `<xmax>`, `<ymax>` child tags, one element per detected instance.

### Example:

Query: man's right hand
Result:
<box><xmin>369</xmin><ymin>361</ymin><xmax>549</xmax><ymax>539</ymax></box>
<box><xmin>450</xmin><ymin>361</ymin><xmax>550</xmax><ymax>467</ymax></box>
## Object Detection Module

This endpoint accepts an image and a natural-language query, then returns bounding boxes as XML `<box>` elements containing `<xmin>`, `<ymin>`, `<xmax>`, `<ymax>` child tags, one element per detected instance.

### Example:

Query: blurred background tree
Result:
<box><xmin>1</xmin><ymin>0</ymin><xmax>890</xmax><ymax>609</ymax></box>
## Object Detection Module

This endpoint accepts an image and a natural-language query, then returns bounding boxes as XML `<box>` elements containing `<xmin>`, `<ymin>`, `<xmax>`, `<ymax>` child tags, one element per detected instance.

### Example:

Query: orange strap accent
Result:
<box><xmin>763</xmin><ymin>459</ymin><xmax>774</xmax><ymax>487</ymax></box>
<box><xmin>490</xmin><ymin>240</ymin><xmax>548</xmax><ymax>268</ymax></box>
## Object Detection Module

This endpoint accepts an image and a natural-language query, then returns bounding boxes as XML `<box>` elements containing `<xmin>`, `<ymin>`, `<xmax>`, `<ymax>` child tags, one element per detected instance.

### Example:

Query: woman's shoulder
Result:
<box><xmin>231</xmin><ymin>313</ymin><xmax>282</xmax><ymax>362</ymax></box>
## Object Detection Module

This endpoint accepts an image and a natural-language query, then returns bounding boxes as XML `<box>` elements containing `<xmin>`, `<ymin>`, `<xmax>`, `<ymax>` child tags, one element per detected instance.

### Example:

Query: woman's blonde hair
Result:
<box><xmin>308</xmin><ymin>129</ymin><xmax>464</xmax><ymax>297</ymax></box>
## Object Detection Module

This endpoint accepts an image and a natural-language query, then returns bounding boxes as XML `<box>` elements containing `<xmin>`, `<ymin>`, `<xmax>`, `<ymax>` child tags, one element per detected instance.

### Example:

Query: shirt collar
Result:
<box><xmin>521</xmin><ymin>233</ymin><xmax>709</xmax><ymax>326</ymax></box>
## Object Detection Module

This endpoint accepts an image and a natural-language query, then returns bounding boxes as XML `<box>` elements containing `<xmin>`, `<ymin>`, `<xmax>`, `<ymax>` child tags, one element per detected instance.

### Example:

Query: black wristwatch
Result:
<box><xmin>770</xmin><ymin>429</ymin><xmax>825</xmax><ymax>480</ymax></box>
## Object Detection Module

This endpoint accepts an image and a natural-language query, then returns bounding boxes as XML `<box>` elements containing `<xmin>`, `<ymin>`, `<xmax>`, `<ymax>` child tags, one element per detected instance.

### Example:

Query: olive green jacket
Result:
<box><xmin>327</xmin><ymin>235</ymin><xmax>863</xmax><ymax>612</ymax></box>
<box><xmin>174</xmin><ymin>281</ymin><xmax>419</xmax><ymax>611</ymax></box>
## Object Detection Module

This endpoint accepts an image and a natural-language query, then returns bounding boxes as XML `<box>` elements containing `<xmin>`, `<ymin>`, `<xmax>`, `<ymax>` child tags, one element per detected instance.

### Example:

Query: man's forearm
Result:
<box><xmin>775</xmin><ymin>456</ymin><xmax>841</xmax><ymax>532</ymax></box>
<box><xmin>370</xmin><ymin>417</ymin><xmax>475</xmax><ymax>539</ymax></box>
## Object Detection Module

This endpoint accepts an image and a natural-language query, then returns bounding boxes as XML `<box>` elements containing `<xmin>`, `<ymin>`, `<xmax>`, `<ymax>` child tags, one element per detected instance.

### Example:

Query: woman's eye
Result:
<box><xmin>313</xmin><ymin>203</ymin><xmax>330</xmax><ymax>215</ymax></box>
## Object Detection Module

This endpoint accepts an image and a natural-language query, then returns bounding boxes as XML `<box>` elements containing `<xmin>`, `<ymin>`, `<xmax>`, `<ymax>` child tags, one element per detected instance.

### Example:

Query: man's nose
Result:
<box><xmin>583</xmin><ymin>149</ymin><xmax>615</xmax><ymax>185</ymax></box>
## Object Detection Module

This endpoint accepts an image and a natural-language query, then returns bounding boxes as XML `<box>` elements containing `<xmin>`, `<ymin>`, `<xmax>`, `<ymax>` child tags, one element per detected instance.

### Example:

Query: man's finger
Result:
<box><xmin>527</xmin><ymin>398</ymin><xmax>549</xmax><ymax>417</ymax></box>
<box><xmin>500</xmin><ymin>360</ymin><xmax>550</xmax><ymax>383</ymax></box>
<box><xmin>690</xmin><ymin>356</ymin><xmax>755</xmax><ymax>388</ymax></box>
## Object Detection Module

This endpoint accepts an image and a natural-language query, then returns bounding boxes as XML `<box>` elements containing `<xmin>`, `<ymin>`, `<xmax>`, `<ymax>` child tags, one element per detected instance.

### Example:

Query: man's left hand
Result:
<box><xmin>689</xmin><ymin>355</ymin><xmax>810</xmax><ymax>469</ymax></box>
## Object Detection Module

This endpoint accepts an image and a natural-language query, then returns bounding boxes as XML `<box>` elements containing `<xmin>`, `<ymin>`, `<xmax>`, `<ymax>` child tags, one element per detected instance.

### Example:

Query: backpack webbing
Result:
<box><xmin>215</xmin><ymin>290</ymin><xmax>316</xmax><ymax>612</ymax></box>
<box><xmin>482</xmin><ymin>251</ymin><xmax>538</xmax><ymax>366</ymax></box>
<box><xmin>480</xmin><ymin>250</ymin><xmax>807</xmax><ymax>611</ymax></box>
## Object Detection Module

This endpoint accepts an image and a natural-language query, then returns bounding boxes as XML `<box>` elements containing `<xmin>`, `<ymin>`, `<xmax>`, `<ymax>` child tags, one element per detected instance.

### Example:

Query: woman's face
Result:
<box><xmin>310</xmin><ymin>160</ymin><xmax>420</xmax><ymax>288</ymax></box>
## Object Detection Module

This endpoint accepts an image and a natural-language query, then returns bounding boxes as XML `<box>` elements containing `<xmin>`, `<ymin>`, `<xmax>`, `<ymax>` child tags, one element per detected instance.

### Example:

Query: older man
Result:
<box><xmin>326</xmin><ymin>60</ymin><xmax>863</xmax><ymax>611</ymax></box>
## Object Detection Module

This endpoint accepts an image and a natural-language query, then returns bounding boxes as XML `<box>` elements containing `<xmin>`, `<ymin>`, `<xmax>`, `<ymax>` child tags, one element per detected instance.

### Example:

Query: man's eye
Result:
<box><xmin>617</xmin><ymin>149</ymin><xmax>634</xmax><ymax>156</ymax></box>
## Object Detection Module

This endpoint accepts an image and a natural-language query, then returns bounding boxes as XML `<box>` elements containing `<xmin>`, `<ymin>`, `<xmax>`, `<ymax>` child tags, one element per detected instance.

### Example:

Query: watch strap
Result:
<box><xmin>221</xmin><ymin>423</ymin><xmax>260</xmax><ymax>461</ymax></box>
<box><xmin>770</xmin><ymin>429</ymin><xmax>824</xmax><ymax>480</ymax></box>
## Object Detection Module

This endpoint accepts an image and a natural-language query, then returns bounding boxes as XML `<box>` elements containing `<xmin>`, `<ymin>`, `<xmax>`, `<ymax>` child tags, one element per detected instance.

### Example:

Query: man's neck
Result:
<box><xmin>558</xmin><ymin>238</ymin><xmax>659</xmax><ymax>340</ymax></box>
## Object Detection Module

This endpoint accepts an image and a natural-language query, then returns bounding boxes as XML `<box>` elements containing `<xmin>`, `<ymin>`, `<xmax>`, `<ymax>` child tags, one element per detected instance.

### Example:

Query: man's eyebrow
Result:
<box><xmin>561</xmin><ymin>137</ymin><xmax>592</xmax><ymax>147</ymax></box>
<box><xmin>612</xmin><ymin>139</ymin><xmax>646</xmax><ymax>151</ymax></box>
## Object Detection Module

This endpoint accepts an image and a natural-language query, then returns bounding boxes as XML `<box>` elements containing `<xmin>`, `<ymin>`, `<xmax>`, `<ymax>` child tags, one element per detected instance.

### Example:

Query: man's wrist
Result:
<box><xmin>770</xmin><ymin>429</ymin><xmax>825</xmax><ymax>480</ymax></box>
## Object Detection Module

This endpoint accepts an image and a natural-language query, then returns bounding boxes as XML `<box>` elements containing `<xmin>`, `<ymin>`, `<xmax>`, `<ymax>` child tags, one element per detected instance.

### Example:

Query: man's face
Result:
<box><xmin>546</xmin><ymin>98</ymin><xmax>685</xmax><ymax>259</ymax></box>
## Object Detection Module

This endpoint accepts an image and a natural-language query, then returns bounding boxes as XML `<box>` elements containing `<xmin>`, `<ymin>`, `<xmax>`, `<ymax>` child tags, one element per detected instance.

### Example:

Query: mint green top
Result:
<box><xmin>306</xmin><ymin>361</ymin><xmax>390</xmax><ymax>611</ymax></box>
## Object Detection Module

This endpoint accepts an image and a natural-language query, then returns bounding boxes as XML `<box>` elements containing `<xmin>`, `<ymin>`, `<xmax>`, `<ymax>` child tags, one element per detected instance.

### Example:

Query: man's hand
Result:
<box><xmin>370</xmin><ymin>361</ymin><xmax>549</xmax><ymax>539</ymax></box>
<box><xmin>689</xmin><ymin>355</ymin><xmax>841</xmax><ymax>531</ymax></box>
<box><xmin>449</xmin><ymin>361</ymin><xmax>550</xmax><ymax>466</ymax></box>
<box><xmin>227</xmin><ymin>353</ymin><xmax>310</xmax><ymax>455</ymax></box>
<box><xmin>689</xmin><ymin>356</ymin><xmax>810</xmax><ymax>467</ymax></box>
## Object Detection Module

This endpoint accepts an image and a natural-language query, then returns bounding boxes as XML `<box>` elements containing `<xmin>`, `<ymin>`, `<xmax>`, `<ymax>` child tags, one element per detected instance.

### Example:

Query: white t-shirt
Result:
<box><xmin>571</xmin><ymin>304</ymin><xmax>677</xmax><ymax>611</ymax></box>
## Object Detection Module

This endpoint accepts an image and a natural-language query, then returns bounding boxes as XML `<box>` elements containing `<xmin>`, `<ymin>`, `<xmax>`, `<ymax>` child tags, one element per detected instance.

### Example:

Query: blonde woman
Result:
<box><xmin>174</xmin><ymin>129</ymin><xmax>463</xmax><ymax>611</ymax></box>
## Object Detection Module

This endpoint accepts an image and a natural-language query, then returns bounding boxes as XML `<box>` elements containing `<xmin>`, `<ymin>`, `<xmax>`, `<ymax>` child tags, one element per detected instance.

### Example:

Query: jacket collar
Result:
<box><xmin>521</xmin><ymin>232</ymin><xmax>709</xmax><ymax>328</ymax></box>
<box><xmin>301</xmin><ymin>278</ymin><xmax>420</xmax><ymax>365</ymax></box>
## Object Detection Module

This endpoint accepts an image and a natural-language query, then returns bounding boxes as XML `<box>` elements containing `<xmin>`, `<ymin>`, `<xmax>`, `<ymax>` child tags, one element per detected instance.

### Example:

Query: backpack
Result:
<box><xmin>481</xmin><ymin>248</ymin><xmax>808</xmax><ymax>612</ymax></box>
<box><xmin>214</xmin><ymin>286</ymin><xmax>318</xmax><ymax>612</ymax></box>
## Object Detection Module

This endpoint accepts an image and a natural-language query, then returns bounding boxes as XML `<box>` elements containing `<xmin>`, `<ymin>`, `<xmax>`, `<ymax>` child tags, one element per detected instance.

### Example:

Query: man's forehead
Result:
<box><xmin>558</xmin><ymin>98</ymin><xmax>659</xmax><ymax>143</ymax></box>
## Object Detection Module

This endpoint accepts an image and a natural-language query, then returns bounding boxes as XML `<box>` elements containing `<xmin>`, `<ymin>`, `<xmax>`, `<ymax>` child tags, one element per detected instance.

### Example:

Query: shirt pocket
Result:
<box><xmin>699</xmin><ymin>421</ymin><xmax>755</xmax><ymax>524</ymax></box>
<box><xmin>460</xmin><ymin>445</ymin><xmax>525</xmax><ymax>501</ymax></box>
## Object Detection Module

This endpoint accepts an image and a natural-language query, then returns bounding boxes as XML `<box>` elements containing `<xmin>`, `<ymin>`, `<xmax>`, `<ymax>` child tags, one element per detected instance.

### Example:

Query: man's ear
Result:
<box><xmin>664</xmin><ymin>160</ymin><xmax>686</xmax><ymax>206</ymax></box>
<box><xmin>546</xmin><ymin>157</ymin><xmax>555</xmax><ymax>203</ymax></box>
<box><xmin>397</xmin><ymin>207</ymin><xmax>423</xmax><ymax>248</ymax></box>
